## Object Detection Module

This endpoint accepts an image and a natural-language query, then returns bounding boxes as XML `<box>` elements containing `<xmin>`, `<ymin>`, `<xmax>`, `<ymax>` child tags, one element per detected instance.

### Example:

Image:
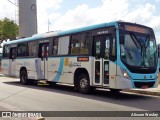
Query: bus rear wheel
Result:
<box><xmin>78</xmin><ymin>73</ymin><xmax>90</xmax><ymax>94</ymax></box>
<box><xmin>20</xmin><ymin>70</ymin><xmax>29</xmax><ymax>85</ymax></box>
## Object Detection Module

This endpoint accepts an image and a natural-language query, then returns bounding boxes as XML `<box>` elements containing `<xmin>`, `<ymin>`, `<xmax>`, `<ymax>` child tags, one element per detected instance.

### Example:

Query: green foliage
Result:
<box><xmin>0</xmin><ymin>18</ymin><xmax>19</xmax><ymax>43</ymax></box>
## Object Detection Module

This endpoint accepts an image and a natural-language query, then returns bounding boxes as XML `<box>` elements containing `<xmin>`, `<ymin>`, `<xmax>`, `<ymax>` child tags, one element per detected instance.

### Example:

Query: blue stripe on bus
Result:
<box><xmin>53</xmin><ymin>57</ymin><xmax>64</xmax><ymax>82</ymax></box>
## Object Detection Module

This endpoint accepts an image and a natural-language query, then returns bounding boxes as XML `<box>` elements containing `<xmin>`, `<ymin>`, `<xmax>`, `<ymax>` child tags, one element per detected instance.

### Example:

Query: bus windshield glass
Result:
<box><xmin>120</xmin><ymin>33</ymin><xmax>157</xmax><ymax>68</ymax></box>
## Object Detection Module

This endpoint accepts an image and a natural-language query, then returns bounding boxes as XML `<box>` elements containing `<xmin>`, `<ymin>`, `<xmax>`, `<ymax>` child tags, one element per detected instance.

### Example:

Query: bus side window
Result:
<box><xmin>70</xmin><ymin>33</ymin><xmax>90</xmax><ymax>55</ymax></box>
<box><xmin>38</xmin><ymin>44</ymin><xmax>43</xmax><ymax>58</ymax></box>
<box><xmin>3</xmin><ymin>45</ymin><xmax>10</xmax><ymax>58</ymax></box>
<box><xmin>57</xmin><ymin>36</ymin><xmax>69</xmax><ymax>55</ymax></box>
<box><xmin>28</xmin><ymin>41</ymin><xmax>37</xmax><ymax>57</ymax></box>
<box><xmin>17</xmin><ymin>43</ymin><xmax>28</xmax><ymax>57</ymax></box>
<box><xmin>52</xmin><ymin>38</ymin><xmax>58</xmax><ymax>55</ymax></box>
<box><xmin>9</xmin><ymin>48</ymin><xmax>16</xmax><ymax>60</ymax></box>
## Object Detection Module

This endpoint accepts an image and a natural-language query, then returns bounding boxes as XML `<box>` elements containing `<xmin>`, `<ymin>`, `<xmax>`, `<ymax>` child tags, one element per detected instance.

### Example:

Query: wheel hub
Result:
<box><xmin>80</xmin><ymin>78</ymin><xmax>88</xmax><ymax>89</ymax></box>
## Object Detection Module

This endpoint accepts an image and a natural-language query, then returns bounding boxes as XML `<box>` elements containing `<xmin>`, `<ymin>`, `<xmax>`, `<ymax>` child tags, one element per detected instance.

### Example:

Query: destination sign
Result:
<box><xmin>125</xmin><ymin>25</ymin><xmax>151</xmax><ymax>34</ymax></box>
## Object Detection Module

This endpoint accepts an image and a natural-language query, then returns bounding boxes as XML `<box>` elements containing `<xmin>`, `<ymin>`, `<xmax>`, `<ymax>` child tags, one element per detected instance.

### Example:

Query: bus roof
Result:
<box><xmin>3</xmin><ymin>21</ymin><xmax>152</xmax><ymax>45</ymax></box>
<box><xmin>3</xmin><ymin>21</ymin><xmax>119</xmax><ymax>45</ymax></box>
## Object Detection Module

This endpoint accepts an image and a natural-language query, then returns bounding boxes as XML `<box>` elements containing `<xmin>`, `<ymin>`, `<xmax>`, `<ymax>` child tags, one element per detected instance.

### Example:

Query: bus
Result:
<box><xmin>1</xmin><ymin>21</ymin><xmax>159</xmax><ymax>94</ymax></box>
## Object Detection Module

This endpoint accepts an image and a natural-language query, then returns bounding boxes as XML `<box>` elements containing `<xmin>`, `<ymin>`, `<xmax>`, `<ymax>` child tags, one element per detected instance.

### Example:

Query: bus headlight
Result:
<box><xmin>121</xmin><ymin>68</ymin><xmax>131</xmax><ymax>79</ymax></box>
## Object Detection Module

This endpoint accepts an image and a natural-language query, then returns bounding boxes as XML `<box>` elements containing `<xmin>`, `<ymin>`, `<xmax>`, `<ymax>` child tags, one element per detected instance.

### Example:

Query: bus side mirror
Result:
<box><xmin>120</xmin><ymin>35</ymin><xmax>125</xmax><ymax>44</ymax></box>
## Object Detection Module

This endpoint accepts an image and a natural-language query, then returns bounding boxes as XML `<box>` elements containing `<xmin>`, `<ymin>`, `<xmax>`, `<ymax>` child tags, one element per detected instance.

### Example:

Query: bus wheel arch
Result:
<box><xmin>74</xmin><ymin>68</ymin><xmax>91</xmax><ymax>94</ymax></box>
<box><xmin>20</xmin><ymin>67</ymin><xmax>29</xmax><ymax>85</ymax></box>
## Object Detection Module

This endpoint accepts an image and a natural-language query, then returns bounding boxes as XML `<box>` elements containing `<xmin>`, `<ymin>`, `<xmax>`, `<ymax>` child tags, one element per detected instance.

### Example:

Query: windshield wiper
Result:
<box><xmin>130</xmin><ymin>33</ymin><xmax>144</xmax><ymax>58</ymax></box>
<box><xmin>130</xmin><ymin>33</ymin><xmax>141</xmax><ymax>49</ymax></box>
<box><xmin>144</xmin><ymin>35</ymin><xmax>150</xmax><ymax>48</ymax></box>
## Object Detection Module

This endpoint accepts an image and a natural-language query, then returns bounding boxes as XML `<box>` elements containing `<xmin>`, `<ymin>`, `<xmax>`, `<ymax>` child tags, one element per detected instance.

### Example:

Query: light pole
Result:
<box><xmin>48</xmin><ymin>18</ymin><xmax>51</xmax><ymax>32</ymax></box>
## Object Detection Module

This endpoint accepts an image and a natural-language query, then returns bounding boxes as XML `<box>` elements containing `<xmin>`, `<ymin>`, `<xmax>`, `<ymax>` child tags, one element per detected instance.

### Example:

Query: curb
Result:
<box><xmin>123</xmin><ymin>89</ymin><xmax>160</xmax><ymax>96</ymax></box>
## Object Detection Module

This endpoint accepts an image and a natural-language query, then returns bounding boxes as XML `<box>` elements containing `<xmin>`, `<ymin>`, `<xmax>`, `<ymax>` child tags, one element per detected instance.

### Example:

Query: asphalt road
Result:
<box><xmin>0</xmin><ymin>76</ymin><xmax>160</xmax><ymax>120</ymax></box>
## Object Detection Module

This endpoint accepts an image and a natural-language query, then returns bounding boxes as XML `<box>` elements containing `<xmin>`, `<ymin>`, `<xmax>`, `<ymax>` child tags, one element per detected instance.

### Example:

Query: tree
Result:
<box><xmin>0</xmin><ymin>18</ymin><xmax>19</xmax><ymax>43</ymax></box>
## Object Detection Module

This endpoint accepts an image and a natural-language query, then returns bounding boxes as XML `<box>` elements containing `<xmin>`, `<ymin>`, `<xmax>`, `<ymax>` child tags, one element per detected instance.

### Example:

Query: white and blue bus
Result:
<box><xmin>1</xmin><ymin>21</ymin><xmax>159</xmax><ymax>93</ymax></box>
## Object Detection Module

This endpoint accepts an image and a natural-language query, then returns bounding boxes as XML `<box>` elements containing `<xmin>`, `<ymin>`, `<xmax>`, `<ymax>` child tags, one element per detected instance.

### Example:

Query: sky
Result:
<box><xmin>0</xmin><ymin>0</ymin><xmax>160</xmax><ymax>43</ymax></box>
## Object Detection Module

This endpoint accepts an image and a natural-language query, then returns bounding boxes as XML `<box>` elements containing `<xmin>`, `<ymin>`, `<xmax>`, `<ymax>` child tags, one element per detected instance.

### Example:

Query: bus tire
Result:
<box><xmin>20</xmin><ymin>69</ymin><xmax>29</xmax><ymax>85</ymax></box>
<box><xmin>78</xmin><ymin>73</ymin><xmax>90</xmax><ymax>94</ymax></box>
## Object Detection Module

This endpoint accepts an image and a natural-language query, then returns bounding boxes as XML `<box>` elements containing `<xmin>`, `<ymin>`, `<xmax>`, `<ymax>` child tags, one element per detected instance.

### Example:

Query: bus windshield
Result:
<box><xmin>120</xmin><ymin>33</ymin><xmax>157</xmax><ymax>68</ymax></box>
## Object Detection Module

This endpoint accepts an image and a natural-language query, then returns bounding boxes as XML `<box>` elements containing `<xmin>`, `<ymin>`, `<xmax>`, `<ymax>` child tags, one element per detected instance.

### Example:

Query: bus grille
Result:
<box><xmin>134</xmin><ymin>82</ymin><xmax>155</xmax><ymax>88</ymax></box>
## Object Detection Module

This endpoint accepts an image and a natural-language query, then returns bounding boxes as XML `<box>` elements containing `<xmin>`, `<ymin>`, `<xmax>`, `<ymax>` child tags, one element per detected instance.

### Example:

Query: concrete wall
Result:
<box><xmin>19</xmin><ymin>0</ymin><xmax>37</xmax><ymax>38</ymax></box>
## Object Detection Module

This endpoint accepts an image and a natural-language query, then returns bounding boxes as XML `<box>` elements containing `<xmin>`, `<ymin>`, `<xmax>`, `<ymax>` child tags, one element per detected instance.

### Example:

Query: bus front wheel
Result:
<box><xmin>20</xmin><ymin>70</ymin><xmax>29</xmax><ymax>85</ymax></box>
<box><xmin>78</xmin><ymin>73</ymin><xmax>90</xmax><ymax>94</ymax></box>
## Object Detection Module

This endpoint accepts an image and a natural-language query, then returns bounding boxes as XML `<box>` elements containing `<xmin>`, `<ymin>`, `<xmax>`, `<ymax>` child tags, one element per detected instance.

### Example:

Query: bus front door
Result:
<box><xmin>93</xmin><ymin>35</ymin><xmax>111</xmax><ymax>86</ymax></box>
<box><xmin>9</xmin><ymin>47</ymin><xmax>16</xmax><ymax>77</ymax></box>
<box><xmin>39</xmin><ymin>43</ymin><xmax>49</xmax><ymax>80</ymax></box>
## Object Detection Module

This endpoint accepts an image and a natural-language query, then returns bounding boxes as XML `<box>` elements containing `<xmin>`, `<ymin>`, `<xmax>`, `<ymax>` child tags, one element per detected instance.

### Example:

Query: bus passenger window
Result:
<box><xmin>3</xmin><ymin>46</ymin><xmax>10</xmax><ymax>58</ymax></box>
<box><xmin>52</xmin><ymin>38</ymin><xmax>58</xmax><ymax>55</ymax></box>
<box><xmin>71</xmin><ymin>33</ymin><xmax>90</xmax><ymax>55</ymax></box>
<box><xmin>28</xmin><ymin>41</ymin><xmax>37</xmax><ymax>57</ymax></box>
<box><xmin>17</xmin><ymin>43</ymin><xmax>29</xmax><ymax>57</ymax></box>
